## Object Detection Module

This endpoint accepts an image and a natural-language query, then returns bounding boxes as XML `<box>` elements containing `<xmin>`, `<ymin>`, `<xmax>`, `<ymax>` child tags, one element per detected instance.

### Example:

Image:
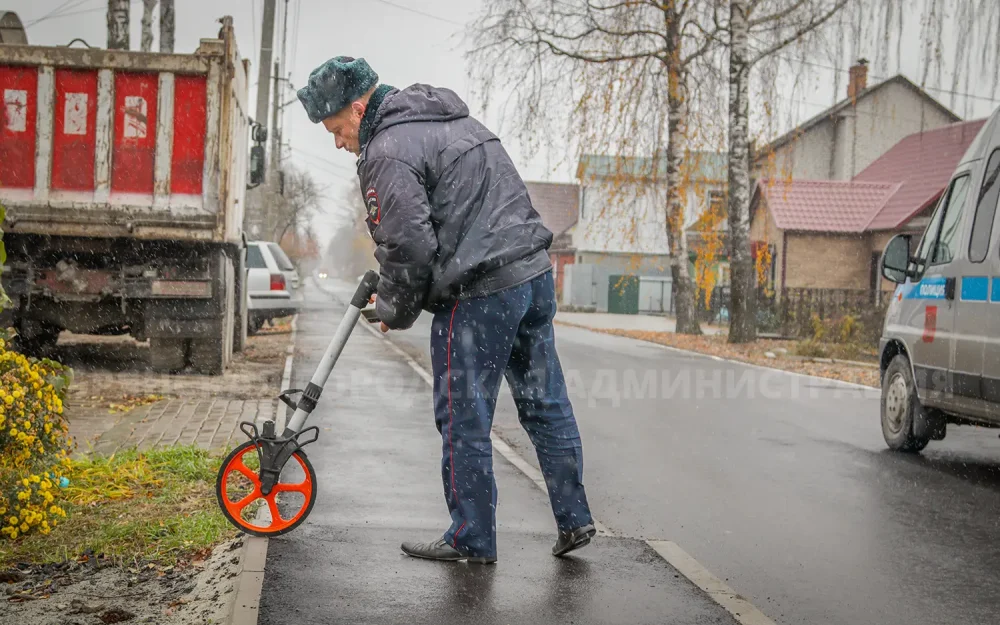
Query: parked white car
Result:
<box><xmin>246</xmin><ymin>241</ymin><xmax>301</xmax><ymax>334</ymax></box>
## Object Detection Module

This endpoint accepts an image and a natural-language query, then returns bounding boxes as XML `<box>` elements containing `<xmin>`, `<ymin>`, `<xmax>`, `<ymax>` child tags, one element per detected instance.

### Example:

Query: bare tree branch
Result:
<box><xmin>750</xmin><ymin>0</ymin><xmax>851</xmax><ymax>64</ymax></box>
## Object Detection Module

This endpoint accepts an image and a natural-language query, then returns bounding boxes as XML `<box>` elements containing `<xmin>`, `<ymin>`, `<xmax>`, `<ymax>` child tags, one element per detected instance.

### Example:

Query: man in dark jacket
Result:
<box><xmin>298</xmin><ymin>56</ymin><xmax>594</xmax><ymax>564</ymax></box>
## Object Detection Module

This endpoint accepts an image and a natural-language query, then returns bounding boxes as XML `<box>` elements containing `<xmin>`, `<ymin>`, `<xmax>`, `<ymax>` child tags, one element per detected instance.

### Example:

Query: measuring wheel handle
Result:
<box><xmin>215</xmin><ymin>270</ymin><xmax>380</xmax><ymax>537</ymax></box>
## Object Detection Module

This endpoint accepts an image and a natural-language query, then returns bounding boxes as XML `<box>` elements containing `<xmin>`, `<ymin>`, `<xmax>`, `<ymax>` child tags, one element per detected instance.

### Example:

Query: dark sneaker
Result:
<box><xmin>552</xmin><ymin>524</ymin><xmax>596</xmax><ymax>557</ymax></box>
<box><xmin>400</xmin><ymin>539</ymin><xmax>497</xmax><ymax>564</ymax></box>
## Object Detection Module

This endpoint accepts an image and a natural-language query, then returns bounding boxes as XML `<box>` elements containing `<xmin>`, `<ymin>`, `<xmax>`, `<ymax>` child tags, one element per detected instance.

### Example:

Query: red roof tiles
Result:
<box><xmin>757</xmin><ymin>179</ymin><xmax>900</xmax><ymax>233</ymax></box>
<box><xmin>854</xmin><ymin>119</ymin><xmax>987</xmax><ymax>230</ymax></box>
<box><xmin>756</xmin><ymin>119</ymin><xmax>988</xmax><ymax>233</ymax></box>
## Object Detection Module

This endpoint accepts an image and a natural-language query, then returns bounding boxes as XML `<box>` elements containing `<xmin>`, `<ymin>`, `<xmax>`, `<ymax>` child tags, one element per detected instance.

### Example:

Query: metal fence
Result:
<box><xmin>756</xmin><ymin>287</ymin><xmax>891</xmax><ymax>345</ymax></box>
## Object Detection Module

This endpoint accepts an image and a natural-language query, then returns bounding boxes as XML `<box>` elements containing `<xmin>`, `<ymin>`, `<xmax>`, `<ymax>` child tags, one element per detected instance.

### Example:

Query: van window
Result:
<box><xmin>929</xmin><ymin>174</ymin><xmax>971</xmax><ymax>266</ymax></box>
<box><xmin>247</xmin><ymin>245</ymin><xmax>267</xmax><ymax>269</ymax></box>
<box><xmin>970</xmin><ymin>149</ymin><xmax>1000</xmax><ymax>263</ymax></box>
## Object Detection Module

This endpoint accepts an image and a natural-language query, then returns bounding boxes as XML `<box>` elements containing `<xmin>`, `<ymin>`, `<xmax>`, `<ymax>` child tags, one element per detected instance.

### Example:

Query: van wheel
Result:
<box><xmin>881</xmin><ymin>354</ymin><xmax>930</xmax><ymax>452</ymax></box>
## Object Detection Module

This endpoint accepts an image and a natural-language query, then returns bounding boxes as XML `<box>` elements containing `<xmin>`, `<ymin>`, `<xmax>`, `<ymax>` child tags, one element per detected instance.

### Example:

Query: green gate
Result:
<box><xmin>608</xmin><ymin>275</ymin><xmax>640</xmax><ymax>315</ymax></box>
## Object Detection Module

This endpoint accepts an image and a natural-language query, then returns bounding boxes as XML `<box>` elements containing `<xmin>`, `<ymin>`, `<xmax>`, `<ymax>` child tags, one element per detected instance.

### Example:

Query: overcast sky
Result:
<box><xmin>12</xmin><ymin>0</ymin><xmax>1000</xmax><ymax>247</ymax></box>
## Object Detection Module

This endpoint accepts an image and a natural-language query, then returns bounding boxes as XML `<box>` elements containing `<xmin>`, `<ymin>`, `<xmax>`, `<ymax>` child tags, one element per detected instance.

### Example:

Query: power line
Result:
<box><xmin>370</xmin><ymin>0</ymin><xmax>462</xmax><ymax>26</ymax></box>
<box><xmin>288</xmin><ymin>145</ymin><xmax>357</xmax><ymax>174</ymax></box>
<box><xmin>25</xmin><ymin>0</ymin><xmax>98</xmax><ymax>27</ymax></box>
<box><xmin>772</xmin><ymin>53</ymin><xmax>1000</xmax><ymax>105</ymax></box>
<box><xmin>26</xmin><ymin>0</ymin><xmax>85</xmax><ymax>27</ymax></box>
<box><xmin>287</xmin><ymin>147</ymin><xmax>358</xmax><ymax>183</ymax></box>
<box><xmin>25</xmin><ymin>0</ymin><xmax>145</xmax><ymax>27</ymax></box>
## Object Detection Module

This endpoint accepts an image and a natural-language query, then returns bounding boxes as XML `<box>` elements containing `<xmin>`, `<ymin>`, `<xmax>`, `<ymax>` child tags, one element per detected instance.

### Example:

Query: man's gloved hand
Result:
<box><xmin>369</xmin><ymin>294</ymin><xmax>389</xmax><ymax>333</ymax></box>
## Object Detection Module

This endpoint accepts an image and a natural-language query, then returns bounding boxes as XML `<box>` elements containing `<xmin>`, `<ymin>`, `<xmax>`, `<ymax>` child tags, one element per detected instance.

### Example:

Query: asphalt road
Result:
<box><xmin>258</xmin><ymin>280</ymin><xmax>740</xmax><ymax>625</ymax></box>
<box><xmin>348</xmin><ymin>280</ymin><xmax>1000</xmax><ymax>625</ymax></box>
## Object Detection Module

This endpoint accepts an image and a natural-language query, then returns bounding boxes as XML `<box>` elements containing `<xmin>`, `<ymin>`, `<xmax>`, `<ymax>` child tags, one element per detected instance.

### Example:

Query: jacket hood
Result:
<box><xmin>372</xmin><ymin>84</ymin><xmax>469</xmax><ymax>136</ymax></box>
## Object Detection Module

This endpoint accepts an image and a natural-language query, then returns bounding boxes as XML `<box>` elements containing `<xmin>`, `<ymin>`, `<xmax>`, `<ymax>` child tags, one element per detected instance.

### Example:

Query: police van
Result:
<box><xmin>879</xmin><ymin>107</ymin><xmax>1000</xmax><ymax>452</ymax></box>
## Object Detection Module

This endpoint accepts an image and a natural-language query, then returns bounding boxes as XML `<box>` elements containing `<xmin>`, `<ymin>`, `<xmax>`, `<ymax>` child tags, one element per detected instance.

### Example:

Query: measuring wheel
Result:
<box><xmin>215</xmin><ymin>270</ymin><xmax>381</xmax><ymax>536</ymax></box>
<box><xmin>216</xmin><ymin>438</ymin><xmax>317</xmax><ymax>537</ymax></box>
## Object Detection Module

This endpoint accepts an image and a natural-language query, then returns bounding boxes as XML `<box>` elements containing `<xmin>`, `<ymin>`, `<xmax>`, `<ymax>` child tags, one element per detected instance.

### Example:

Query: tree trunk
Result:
<box><xmin>107</xmin><ymin>0</ymin><xmax>130</xmax><ymax>50</ymax></box>
<box><xmin>727</xmin><ymin>0</ymin><xmax>756</xmax><ymax>343</ymax></box>
<box><xmin>140</xmin><ymin>0</ymin><xmax>157</xmax><ymax>52</ymax></box>
<box><xmin>159</xmin><ymin>0</ymin><xmax>175</xmax><ymax>53</ymax></box>
<box><xmin>665</xmin><ymin>7</ymin><xmax>701</xmax><ymax>336</ymax></box>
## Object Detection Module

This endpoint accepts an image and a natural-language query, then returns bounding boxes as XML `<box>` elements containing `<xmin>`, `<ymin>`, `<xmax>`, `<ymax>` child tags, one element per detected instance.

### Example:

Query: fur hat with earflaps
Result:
<box><xmin>297</xmin><ymin>56</ymin><xmax>379</xmax><ymax>123</ymax></box>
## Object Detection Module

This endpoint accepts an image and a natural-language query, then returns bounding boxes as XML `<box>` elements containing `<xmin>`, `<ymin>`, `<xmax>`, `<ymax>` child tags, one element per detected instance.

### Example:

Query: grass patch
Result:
<box><xmin>0</xmin><ymin>445</ymin><xmax>238</xmax><ymax>568</ymax></box>
<box><xmin>793</xmin><ymin>340</ymin><xmax>830</xmax><ymax>358</ymax></box>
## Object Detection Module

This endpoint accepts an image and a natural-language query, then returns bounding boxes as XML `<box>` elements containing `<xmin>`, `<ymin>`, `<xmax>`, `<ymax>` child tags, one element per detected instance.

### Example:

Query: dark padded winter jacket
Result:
<box><xmin>357</xmin><ymin>84</ymin><xmax>553</xmax><ymax>330</ymax></box>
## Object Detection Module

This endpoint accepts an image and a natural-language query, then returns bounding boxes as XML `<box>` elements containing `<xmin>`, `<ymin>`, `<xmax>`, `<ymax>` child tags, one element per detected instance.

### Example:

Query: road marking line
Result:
<box><xmin>647</xmin><ymin>540</ymin><xmax>777</xmax><ymax>625</ymax></box>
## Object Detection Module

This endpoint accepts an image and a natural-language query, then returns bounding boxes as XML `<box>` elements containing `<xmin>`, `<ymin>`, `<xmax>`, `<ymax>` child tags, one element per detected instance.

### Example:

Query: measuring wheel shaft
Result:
<box><xmin>216</xmin><ymin>270</ymin><xmax>381</xmax><ymax>537</ymax></box>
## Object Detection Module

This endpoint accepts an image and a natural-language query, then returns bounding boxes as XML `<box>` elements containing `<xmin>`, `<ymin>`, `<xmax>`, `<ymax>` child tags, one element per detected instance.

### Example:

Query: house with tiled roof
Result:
<box><xmin>753</xmin><ymin>60</ymin><xmax>960</xmax><ymax>183</ymax></box>
<box><xmin>750</xmin><ymin>119</ymin><xmax>987</xmax><ymax>292</ymax></box>
<box><xmin>524</xmin><ymin>181</ymin><xmax>580</xmax><ymax>295</ymax></box>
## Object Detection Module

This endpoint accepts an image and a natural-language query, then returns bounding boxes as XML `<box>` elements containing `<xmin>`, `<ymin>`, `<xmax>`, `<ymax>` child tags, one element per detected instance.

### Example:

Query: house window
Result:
<box><xmin>580</xmin><ymin>187</ymin><xmax>587</xmax><ymax>220</ymax></box>
<box><xmin>970</xmin><ymin>148</ymin><xmax>1000</xmax><ymax>263</ymax></box>
<box><xmin>708</xmin><ymin>190</ymin><xmax>726</xmax><ymax>215</ymax></box>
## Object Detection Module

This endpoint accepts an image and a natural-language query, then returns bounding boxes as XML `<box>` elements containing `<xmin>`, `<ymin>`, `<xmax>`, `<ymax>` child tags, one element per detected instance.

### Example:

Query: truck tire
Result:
<box><xmin>881</xmin><ymin>354</ymin><xmax>930</xmax><ymax>453</ymax></box>
<box><xmin>14</xmin><ymin>328</ymin><xmax>60</xmax><ymax>357</ymax></box>
<box><xmin>189</xmin><ymin>256</ymin><xmax>235</xmax><ymax>375</ymax></box>
<box><xmin>150</xmin><ymin>338</ymin><xmax>187</xmax><ymax>373</ymax></box>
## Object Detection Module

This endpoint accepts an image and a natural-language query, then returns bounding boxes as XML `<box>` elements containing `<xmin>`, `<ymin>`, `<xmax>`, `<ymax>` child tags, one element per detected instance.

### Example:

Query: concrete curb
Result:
<box><xmin>555</xmin><ymin>320</ymin><xmax>879</xmax><ymax>391</ymax></box>
<box><xmin>226</xmin><ymin>314</ymin><xmax>298</xmax><ymax>625</ymax></box>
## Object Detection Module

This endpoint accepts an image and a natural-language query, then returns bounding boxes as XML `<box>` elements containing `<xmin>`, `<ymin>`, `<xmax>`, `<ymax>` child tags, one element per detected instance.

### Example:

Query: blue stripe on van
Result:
<box><xmin>993</xmin><ymin>277</ymin><xmax>1000</xmax><ymax>302</ymax></box>
<box><xmin>961</xmin><ymin>276</ymin><xmax>990</xmax><ymax>302</ymax></box>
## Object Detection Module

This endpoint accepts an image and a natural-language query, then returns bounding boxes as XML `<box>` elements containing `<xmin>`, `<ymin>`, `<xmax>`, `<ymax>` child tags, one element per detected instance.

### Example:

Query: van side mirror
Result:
<box><xmin>249</xmin><ymin>145</ymin><xmax>265</xmax><ymax>186</ymax></box>
<box><xmin>881</xmin><ymin>234</ymin><xmax>913</xmax><ymax>284</ymax></box>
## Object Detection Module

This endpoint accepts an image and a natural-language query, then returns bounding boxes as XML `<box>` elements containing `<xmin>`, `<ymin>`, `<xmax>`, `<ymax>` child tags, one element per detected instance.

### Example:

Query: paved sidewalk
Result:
<box><xmin>81</xmin><ymin>398</ymin><xmax>280</xmax><ymax>456</ymax></box>
<box><xmin>62</xmin><ymin>331</ymin><xmax>290</xmax><ymax>456</ymax></box>
<box><xmin>556</xmin><ymin>310</ymin><xmax>725</xmax><ymax>335</ymax></box>
<box><xmin>259</xmin><ymin>280</ymin><xmax>740</xmax><ymax>624</ymax></box>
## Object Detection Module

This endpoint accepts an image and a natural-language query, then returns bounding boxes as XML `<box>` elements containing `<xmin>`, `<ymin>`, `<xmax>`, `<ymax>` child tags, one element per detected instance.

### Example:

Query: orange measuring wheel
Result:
<box><xmin>216</xmin><ymin>440</ymin><xmax>317</xmax><ymax>537</ymax></box>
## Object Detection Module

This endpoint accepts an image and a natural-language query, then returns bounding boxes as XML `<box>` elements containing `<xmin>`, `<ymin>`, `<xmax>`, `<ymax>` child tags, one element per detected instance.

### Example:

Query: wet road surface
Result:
<box><xmin>258</xmin><ymin>280</ymin><xmax>739</xmax><ymax>624</ymax></box>
<box><xmin>343</xmin><ymin>280</ymin><xmax>1000</xmax><ymax>625</ymax></box>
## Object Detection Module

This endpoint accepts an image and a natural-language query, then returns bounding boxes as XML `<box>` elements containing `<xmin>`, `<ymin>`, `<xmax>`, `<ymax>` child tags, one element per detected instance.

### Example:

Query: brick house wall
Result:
<box><xmin>783</xmin><ymin>233</ymin><xmax>872</xmax><ymax>289</ymax></box>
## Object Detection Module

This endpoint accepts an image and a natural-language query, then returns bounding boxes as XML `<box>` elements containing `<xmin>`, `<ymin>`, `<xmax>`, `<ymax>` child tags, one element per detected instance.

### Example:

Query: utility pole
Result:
<box><xmin>107</xmin><ymin>0</ymin><xmax>130</xmax><ymax>50</ymax></box>
<box><xmin>140</xmin><ymin>0</ymin><xmax>157</xmax><ymax>52</ymax></box>
<box><xmin>255</xmin><ymin>0</ymin><xmax>277</xmax><ymax>133</ymax></box>
<box><xmin>270</xmin><ymin>0</ymin><xmax>290</xmax><ymax>186</ymax></box>
<box><xmin>269</xmin><ymin>61</ymin><xmax>281</xmax><ymax>186</ymax></box>
<box><xmin>247</xmin><ymin>0</ymin><xmax>277</xmax><ymax>237</ymax></box>
<box><xmin>276</xmin><ymin>0</ymin><xmax>290</xmax><ymax>171</ymax></box>
<box><xmin>159</xmin><ymin>0</ymin><xmax>174</xmax><ymax>53</ymax></box>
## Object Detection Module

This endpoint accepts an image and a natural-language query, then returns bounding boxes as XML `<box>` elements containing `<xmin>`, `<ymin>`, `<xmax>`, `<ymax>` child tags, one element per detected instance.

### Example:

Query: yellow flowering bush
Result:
<box><xmin>0</xmin><ymin>335</ymin><xmax>74</xmax><ymax>541</ymax></box>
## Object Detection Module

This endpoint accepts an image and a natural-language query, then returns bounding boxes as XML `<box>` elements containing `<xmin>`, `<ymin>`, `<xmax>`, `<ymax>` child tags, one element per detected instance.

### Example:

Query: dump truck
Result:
<box><xmin>0</xmin><ymin>16</ymin><xmax>263</xmax><ymax>374</ymax></box>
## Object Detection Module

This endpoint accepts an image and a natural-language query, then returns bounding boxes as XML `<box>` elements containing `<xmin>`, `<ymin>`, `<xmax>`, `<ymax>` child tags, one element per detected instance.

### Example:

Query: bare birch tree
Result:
<box><xmin>724</xmin><ymin>0</ymin><xmax>848</xmax><ymax>344</ymax></box>
<box><xmin>467</xmin><ymin>1</ymin><xmax>727</xmax><ymax>335</ymax></box>
<box><xmin>140</xmin><ymin>0</ymin><xmax>157</xmax><ymax>52</ymax></box>
<box><xmin>106</xmin><ymin>0</ymin><xmax>130</xmax><ymax>50</ymax></box>
<box><xmin>159</xmin><ymin>0</ymin><xmax>175</xmax><ymax>53</ymax></box>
